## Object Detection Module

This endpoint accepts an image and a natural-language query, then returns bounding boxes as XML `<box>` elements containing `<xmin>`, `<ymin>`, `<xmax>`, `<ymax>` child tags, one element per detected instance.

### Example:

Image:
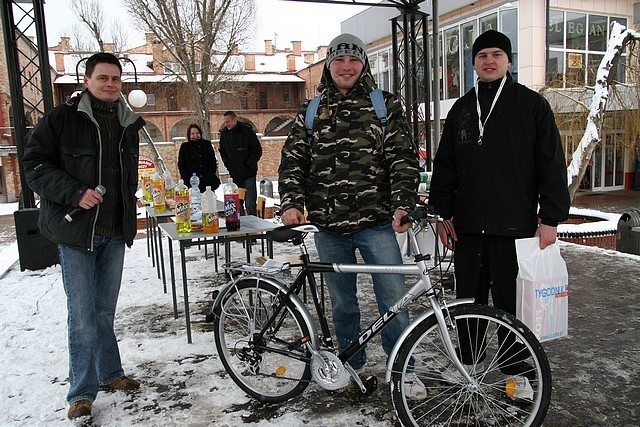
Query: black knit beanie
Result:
<box><xmin>472</xmin><ymin>30</ymin><xmax>512</xmax><ymax>64</ymax></box>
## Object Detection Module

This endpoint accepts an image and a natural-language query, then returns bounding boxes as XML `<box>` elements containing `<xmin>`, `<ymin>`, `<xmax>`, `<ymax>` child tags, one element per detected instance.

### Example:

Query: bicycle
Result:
<box><xmin>212</xmin><ymin>205</ymin><xmax>552</xmax><ymax>426</ymax></box>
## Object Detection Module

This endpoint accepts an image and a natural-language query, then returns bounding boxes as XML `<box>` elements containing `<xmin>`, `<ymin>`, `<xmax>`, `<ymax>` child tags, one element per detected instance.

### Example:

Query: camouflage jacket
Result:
<box><xmin>278</xmin><ymin>60</ymin><xmax>419</xmax><ymax>235</ymax></box>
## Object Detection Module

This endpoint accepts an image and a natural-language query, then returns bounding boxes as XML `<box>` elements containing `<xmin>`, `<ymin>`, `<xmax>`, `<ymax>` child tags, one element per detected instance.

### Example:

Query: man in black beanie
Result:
<box><xmin>430</xmin><ymin>30</ymin><xmax>570</xmax><ymax>380</ymax></box>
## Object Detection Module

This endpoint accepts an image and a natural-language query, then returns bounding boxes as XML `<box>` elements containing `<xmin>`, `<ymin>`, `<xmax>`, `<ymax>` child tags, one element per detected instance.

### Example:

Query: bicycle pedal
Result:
<box><xmin>360</xmin><ymin>374</ymin><xmax>378</xmax><ymax>396</ymax></box>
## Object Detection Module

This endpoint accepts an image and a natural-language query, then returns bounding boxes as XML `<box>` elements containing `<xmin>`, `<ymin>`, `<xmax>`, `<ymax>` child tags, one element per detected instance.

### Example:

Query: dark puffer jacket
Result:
<box><xmin>218</xmin><ymin>121</ymin><xmax>262</xmax><ymax>183</ymax></box>
<box><xmin>22</xmin><ymin>91</ymin><xmax>145</xmax><ymax>250</ymax></box>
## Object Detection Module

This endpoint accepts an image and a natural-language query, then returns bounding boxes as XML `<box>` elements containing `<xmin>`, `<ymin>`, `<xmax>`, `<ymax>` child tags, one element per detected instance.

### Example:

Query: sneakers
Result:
<box><xmin>441</xmin><ymin>361</ymin><xmax>486</xmax><ymax>383</ymax></box>
<box><xmin>500</xmin><ymin>361</ymin><xmax>536</xmax><ymax>381</ymax></box>
<box><xmin>100</xmin><ymin>375</ymin><xmax>140</xmax><ymax>391</ymax></box>
<box><xmin>67</xmin><ymin>399</ymin><xmax>91</xmax><ymax>419</ymax></box>
<box><xmin>403</xmin><ymin>372</ymin><xmax>427</xmax><ymax>400</ymax></box>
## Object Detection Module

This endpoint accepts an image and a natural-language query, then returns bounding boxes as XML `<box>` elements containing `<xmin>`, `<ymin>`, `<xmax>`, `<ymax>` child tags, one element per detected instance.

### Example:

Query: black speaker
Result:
<box><xmin>13</xmin><ymin>208</ymin><xmax>59</xmax><ymax>271</ymax></box>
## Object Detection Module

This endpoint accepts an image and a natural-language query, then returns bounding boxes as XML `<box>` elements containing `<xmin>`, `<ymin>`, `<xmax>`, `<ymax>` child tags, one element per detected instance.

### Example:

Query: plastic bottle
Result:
<box><xmin>189</xmin><ymin>173</ymin><xmax>202</xmax><ymax>225</ymax></box>
<box><xmin>223</xmin><ymin>178</ymin><xmax>241</xmax><ymax>231</ymax></box>
<box><xmin>174</xmin><ymin>179</ymin><xmax>191</xmax><ymax>234</ymax></box>
<box><xmin>164</xmin><ymin>169</ymin><xmax>175</xmax><ymax>210</ymax></box>
<box><xmin>152</xmin><ymin>170</ymin><xmax>166</xmax><ymax>213</ymax></box>
<box><xmin>201</xmin><ymin>186</ymin><xmax>219</xmax><ymax>233</ymax></box>
<box><xmin>141</xmin><ymin>171</ymin><xmax>152</xmax><ymax>204</ymax></box>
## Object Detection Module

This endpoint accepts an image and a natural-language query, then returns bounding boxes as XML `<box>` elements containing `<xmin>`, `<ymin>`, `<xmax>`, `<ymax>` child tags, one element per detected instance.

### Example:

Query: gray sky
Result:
<box><xmin>42</xmin><ymin>0</ymin><xmax>368</xmax><ymax>52</ymax></box>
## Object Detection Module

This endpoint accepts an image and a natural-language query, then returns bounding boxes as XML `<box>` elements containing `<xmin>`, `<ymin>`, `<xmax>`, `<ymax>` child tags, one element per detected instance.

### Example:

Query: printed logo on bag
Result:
<box><xmin>534</xmin><ymin>285</ymin><xmax>569</xmax><ymax>299</ymax></box>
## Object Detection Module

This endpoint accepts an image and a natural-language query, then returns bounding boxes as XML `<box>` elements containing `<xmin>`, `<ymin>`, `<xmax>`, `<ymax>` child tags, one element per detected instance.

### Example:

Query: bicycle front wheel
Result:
<box><xmin>391</xmin><ymin>304</ymin><xmax>551</xmax><ymax>426</ymax></box>
<box><xmin>213</xmin><ymin>277</ymin><xmax>312</xmax><ymax>403</ymax></box>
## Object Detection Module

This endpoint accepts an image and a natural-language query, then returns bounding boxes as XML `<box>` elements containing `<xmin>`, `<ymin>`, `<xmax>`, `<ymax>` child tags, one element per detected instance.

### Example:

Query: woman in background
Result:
<box><xmin>177</xmin><ymin>123</ymin><xmax>220</xmax><ymax>192</ymax></box>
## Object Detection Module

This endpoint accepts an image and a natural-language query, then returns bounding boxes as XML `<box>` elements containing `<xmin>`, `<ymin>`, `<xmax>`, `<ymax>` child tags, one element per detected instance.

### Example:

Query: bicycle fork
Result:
<box><xmin>429</xmin><ymin>296</ymin><xmax>476</xmax><ymax>384</ymax></box>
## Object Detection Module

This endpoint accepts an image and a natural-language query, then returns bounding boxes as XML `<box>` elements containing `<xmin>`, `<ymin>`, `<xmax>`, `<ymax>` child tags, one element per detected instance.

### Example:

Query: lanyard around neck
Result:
<box><xmin>475</xmin><ymin>75</ymin><xmax>507</xmax><ymax>145</ymax></box>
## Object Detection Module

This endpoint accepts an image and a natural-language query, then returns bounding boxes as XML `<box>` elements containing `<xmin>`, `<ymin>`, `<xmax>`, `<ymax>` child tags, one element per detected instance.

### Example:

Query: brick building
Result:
<box><xmin>0</xmin><ymin>30</ymin><xmax>329</xmax><ymax>203</ymax></box>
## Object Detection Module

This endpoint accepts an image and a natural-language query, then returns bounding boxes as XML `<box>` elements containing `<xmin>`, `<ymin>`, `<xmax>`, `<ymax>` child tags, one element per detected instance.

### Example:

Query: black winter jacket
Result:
<box><xmin>177</xmin><ymin>138</ymin><xmax>221</xmax><ymax>192</ymax></box>
<box><xmin>219</xmin><ymin>121</ymin><xmax>262</xmax><ymax>183</ymax></box>
<box><xmin>22</xmin><ymin>91</ymin><xmax>145</xmax><ymax>250</ymax></box>
<box><xmin>429</xmin><ymin>73</ymin><xmax>570</xmax><ymax>237</ymax></box>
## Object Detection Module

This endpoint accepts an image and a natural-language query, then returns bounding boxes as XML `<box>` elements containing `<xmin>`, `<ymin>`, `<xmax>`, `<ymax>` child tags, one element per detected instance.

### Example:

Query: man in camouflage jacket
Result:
<box><xmin>278</xmin><ymin>34</ymin><xmax>423</xmax><ymax>396</ymax></box>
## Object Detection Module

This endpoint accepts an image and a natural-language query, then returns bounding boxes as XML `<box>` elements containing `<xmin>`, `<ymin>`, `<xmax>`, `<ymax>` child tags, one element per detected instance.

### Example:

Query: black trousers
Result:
<box><xmin>453</xmin><ymin>233</ymin><xmax>526</xmax><ymax>365</ymax></box>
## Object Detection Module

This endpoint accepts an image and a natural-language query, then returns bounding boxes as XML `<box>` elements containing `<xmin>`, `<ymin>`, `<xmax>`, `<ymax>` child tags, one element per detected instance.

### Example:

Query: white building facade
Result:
<box><xmin>343</xmin><ymin>0</ymin><xmax>640</xmax><ymax>192</ymax></box>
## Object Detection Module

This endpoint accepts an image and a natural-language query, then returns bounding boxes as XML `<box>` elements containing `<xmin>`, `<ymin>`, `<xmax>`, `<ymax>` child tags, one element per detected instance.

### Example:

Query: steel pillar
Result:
<box><xmin>391</xmin><ymin>8</ymin><xmax>431</xmax><ymax>171</ymax></box>
<box><xmin>1</xmin><ymin>0</ymin><xmax>53</xmax><ymax>208</ymax></box>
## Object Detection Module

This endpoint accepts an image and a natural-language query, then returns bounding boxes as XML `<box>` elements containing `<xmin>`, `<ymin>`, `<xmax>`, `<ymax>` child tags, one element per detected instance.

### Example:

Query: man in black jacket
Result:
<box><xmin>429</xmin><ymin>30</ymin><xmax>570</xmax><ymax>378</ymax></box>
<box><xmin>22</xmin><ymin>52</ymin><xmax>145</xmax><ymax>420</ymax></box>
<box><xmin>219</xmin><ymin>111</ymin><xmax>262</xmax><ymax>215</ymax></box>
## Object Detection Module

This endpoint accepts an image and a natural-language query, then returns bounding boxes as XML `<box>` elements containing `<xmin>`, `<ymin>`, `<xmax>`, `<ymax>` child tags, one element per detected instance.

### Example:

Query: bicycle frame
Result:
<box><xmin>229</xmin><ymin>217</ymin><xmax>478</xmax><ymax>387</ymax></box>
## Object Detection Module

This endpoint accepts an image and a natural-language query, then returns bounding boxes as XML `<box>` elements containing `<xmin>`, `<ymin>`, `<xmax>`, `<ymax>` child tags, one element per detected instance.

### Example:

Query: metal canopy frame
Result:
<box><xmin>1</xmin><ymin>0</ymin><xmax>52</xmax><ymax>208</ymax></box>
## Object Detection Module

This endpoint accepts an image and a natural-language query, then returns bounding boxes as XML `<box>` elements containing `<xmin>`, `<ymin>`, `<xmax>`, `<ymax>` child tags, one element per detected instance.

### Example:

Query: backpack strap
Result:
<box><xmin>369</xmin><ymin>88</ymin><xmax>387</xmax><ymax>136</ymax></box>
<box><xmin>305</xmin><ymin>90</ymin><xmax>387</xmax><ymax>143</ymax></box>
<box><xmin>305</xmin><ymin>95</ymin><xmax>322</xmax><ymax>144</ymax></box>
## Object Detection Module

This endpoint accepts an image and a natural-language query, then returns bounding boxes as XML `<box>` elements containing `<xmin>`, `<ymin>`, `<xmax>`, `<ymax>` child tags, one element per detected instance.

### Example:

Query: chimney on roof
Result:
<box><xmin>232</xmin><ymin>43</ymin><xmax>239</xmax><ymax>55</ymax></box>
<box><xmin>60</xmin><ymin>37</ymin><xmax>71</xmax><ymax>52</ymax></box>
<box><xmin>245</xmin><ymin>54</ymin><xmax>255</xmax><ymax>71</ymax></box>
<box><xmin>150</xmin><ymin>35</ymin><xmax>164</xmax><ymax>74</ymax></box>
<box><xmin>292</xmin><ymin>41</ymin><xmax>301</xmax><ymax>56</ymax></box>
<box><xmin>287</xmin><ymin>54</ymin><xmax>296</xmax><ymax>72</ymax></box>
<box><xmin>103</xmin><ymin>42</ymin><xmax>116</xmax><ymax>53</ymax></box>
<box><xmin>265</xmin><ymin>39</ymin><xmax>273</xmax><ymax>55</ymax></box>
<box><xmin>54</xmin><ymin>52</ymin><xmax>65</xmax><ymax>72</ymax></box>
<box><xmin>145</xmin><ymin>32</ymin><xmax>158</xmax><ymax>54</ymax></box>
<box><xmin>318</xmin><ymin>45</ymin><xmax>328</xmax><ymax>60</ymax></box>
<box><xmin>304</xmin><ymin>53</ymin><xmax>315</xmax><ymax>64</ymax></box>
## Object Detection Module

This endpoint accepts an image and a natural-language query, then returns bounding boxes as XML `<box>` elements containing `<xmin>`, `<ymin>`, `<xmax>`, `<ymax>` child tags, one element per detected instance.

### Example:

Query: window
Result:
<box><xmin>283</xmin><ymin>86</ymin><xmax>290</xmax><ymax>103</ymax></box>
<box><xmin>259</xmin><ymin>89</ymin><xmax>268</xmax><ymax>109</ymax></box>
<box><xmin>435</xmin><ymin>6</ymin><xmax>517</xmax><ymax>100</ymax></box>
<box><xmin>461</xmin><ymin>21</ymin><xmax>476</xmax><ymax>94</ymax></box>
<box><xmin>547</xmin><ymin>11</ymin><xmax>627</xmax><ymax>88</ymax></box>
<box><xmin>145</xmin><ymin>93</ymin><xmax>156</xmax><ymax>106</ymax></box>
<box><xmin>164</xmin><ymin>62</ymin><xmax>181</xmax><ymax>74</ymax></box>
<box><xmin>444</xmin><ymin>27</ymin><xmax>460</xmax><ymax>98</ymax></box>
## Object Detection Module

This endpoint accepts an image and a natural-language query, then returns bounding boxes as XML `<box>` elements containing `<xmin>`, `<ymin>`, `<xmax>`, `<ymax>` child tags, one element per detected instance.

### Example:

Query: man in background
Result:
<box><xmin>219</xmin><ymin>111</ymin><xmax>262</xmax><ymax>215</ymax></box>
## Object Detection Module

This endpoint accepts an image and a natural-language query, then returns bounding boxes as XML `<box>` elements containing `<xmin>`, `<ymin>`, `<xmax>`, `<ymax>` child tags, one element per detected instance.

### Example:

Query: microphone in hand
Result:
<box><xmin>64</xmin><ymin>185</ymin><xmax>107</xmax><ymax>223</ymax></box>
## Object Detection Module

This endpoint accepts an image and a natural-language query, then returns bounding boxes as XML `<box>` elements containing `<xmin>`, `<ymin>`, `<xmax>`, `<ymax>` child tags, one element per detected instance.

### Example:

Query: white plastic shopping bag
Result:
<box><xmin>515</xmin><ymin>237</ymin><xmax>569</xmax><ymax>342</ymax></box>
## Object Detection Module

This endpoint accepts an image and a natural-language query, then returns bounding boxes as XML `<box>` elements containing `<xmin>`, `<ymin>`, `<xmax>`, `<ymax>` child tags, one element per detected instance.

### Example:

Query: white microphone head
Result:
<box><xmin>96</xmin><ymin>185</ymin><xmax>107</xmax><ymax>196</ymax></box>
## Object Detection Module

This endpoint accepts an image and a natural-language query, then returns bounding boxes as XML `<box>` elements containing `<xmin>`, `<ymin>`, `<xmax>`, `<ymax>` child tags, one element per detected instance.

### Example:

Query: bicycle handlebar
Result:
<box><xmin>400</xmin><ymin>204</ymin><xmax>438</xmax><ymax>226</ymax></box>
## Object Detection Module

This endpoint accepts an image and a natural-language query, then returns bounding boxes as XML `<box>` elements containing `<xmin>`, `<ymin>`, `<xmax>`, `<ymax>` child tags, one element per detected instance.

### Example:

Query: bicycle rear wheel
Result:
<box><xmin>390</xmin><ymin>304</ymin><xmax>551</xmax><ymax>426</ymax></box>
<box><xmin>213</xmin><ymin>277</ymin><xmax>312</xmax><ymax>403</ymax></box>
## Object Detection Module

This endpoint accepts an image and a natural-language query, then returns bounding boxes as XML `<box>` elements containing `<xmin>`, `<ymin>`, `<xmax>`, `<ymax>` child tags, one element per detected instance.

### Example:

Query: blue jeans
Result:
<box><xmin>239</xmin><ymin>177</ymin><xmax>257</xmax><ymax>216</ymax></box>
<box><xmin>58</xmin><ymin>235</ymin><xmax>126</xmax><ymax>404</ymax></box>
<box><xmin>314</xmin><ymin>224</ymin><xmax>409</xmax><ymax>370</ymax></box>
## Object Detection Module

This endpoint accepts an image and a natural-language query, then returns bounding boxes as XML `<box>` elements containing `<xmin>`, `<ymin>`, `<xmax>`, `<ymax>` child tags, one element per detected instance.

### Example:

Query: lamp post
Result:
<box><xmin>74</xmin><ymin>56</ymin><xmax>148</xmax><ymax>108</ymax></box>
<box><xmin>118</xmin><ymin>56</ymin><xmax>148</xmax><ymax>108</ymax></box>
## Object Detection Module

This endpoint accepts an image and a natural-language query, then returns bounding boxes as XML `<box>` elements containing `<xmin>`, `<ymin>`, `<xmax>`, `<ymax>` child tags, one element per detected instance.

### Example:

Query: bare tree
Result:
<box><xmin>123</xmin><ymin>0</ymin><xmax>256</xmax><ymax>137</ymax></box>
<box><xmin>70</xmin><ymin>0</ymin><xmax>106</xmax><ymax>51</ymax></box>
<box><xmin>542</xmin><ymin>22</ymin><xmax>640</xmax><ymax>200</ymax></box>
<box><xmin>563</xmin><ymin>23</ymin><xmax>640</xmax><ymax>199</ymax></box>
<box><xmin>67</xmin><ymin>24</ymin><xmax>95</xmax><ymax>52</ymax></box>
<box><xmin>69</xmin><ymin>0</ymin><xmax>130</xmax><ymax>52</ymax></box>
